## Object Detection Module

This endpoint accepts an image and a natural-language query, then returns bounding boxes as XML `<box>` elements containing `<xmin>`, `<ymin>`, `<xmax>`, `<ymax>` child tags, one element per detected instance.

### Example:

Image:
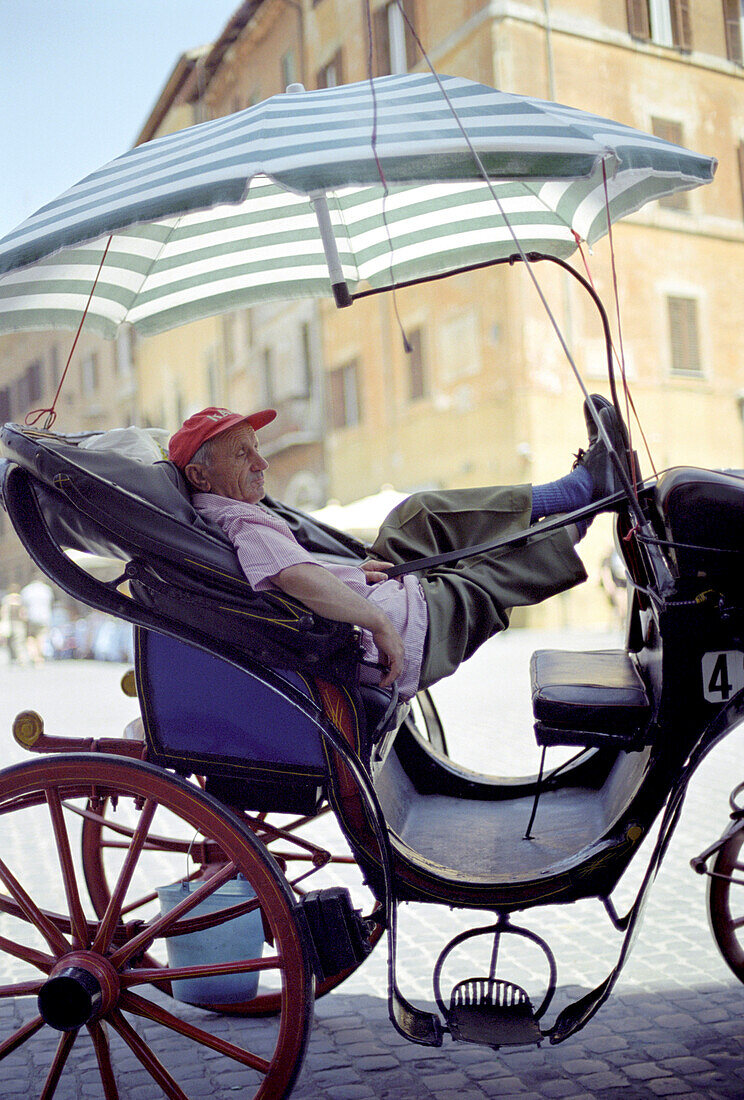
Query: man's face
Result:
<box><xmin>187</xmin><ymin>423</ymin><xmax>269</xmax><ymax>503</ymax></box>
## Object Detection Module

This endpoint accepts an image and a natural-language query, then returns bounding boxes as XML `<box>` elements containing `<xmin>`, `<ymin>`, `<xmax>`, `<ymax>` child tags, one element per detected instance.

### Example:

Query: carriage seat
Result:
<box><xmin>530</xmin><ymin>649</ymin><xmax>651</xmax><ymax>749</ymax></box>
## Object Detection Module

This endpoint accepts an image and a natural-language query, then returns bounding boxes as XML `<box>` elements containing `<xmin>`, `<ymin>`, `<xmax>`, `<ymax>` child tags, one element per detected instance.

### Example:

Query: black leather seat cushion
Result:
<box><xmin>530</xmin><ymin>649</ymin><xmax>650</xmax><ymax>738</ymax></box>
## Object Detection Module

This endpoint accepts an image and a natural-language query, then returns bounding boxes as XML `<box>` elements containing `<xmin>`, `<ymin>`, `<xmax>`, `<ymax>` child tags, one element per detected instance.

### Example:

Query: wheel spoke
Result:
<box><xmin>0</xmin><ymin>979</ymin><xmax>44</xmax><ymax>997</ymax></box>
<box><xmin>107</xmin><ymin>1009</ymin><xmax>189</xmax><ymax>1100</ymax></box>
<box><xmin>121</xmin><ymin>991</ymin><xmax>271</xmax><ymax>1074</ymax></box>
<box><xmin>46</xmin><ymin>788</ymin><xmax>89</xmax><ymax>949</ymax></box>
<box><xmin>730</xmin><ymin>912</ymin><xmax>744</xmax><ymax>931</ymax></box>
<box><xmin>109</xmin><ymin>860</ymin><xmax>237</xmax><ymax>970</ymax></box>
<box><xmin>0</xmin><ymin>1014</ymin><xmax>44</xmax><ymax>1057</ymax></box>
<box><xmin>40</xmin><ymin>1030</ymin><xmax>77</xmax><ymax>1099</ymax></box>
<box><xmin>121</xmin><ymin>954</ymin><xmax>282</xmax><ymax>987</ymax></box>
<box><xmin>0</xmin><ymin>855</ymin><xmax>69</xmax><ymax>957</ymax></box>
<box><xmin>92</xmin><ymin>798</ymin><xmax>157</xmax><ymax>955</ymax></box>
<box><xmin>119</xmin><ymin>868</ymin><xmax>202</xmax><ymax>918</ymax></box>
<box><xmin>67</xmin><ymin>800</ymin><xmax>203</xmax><ymax>854</ymax></box>
<box><xmin>0</xmin><ymin>932</ymin><xmax>54</xmax><ymax>973</ymax></box>
<box><xmin>87</xmin><ymin>1022</ymin><xmax>119</xmax><ymax>1100</ymax></box>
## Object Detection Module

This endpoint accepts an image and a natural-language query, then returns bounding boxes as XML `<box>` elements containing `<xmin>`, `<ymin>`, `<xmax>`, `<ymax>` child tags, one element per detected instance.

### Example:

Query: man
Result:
<box><xmin>169</xmin><ymin>400</ymin><xmax>628</xmax><ymax>699</ymax></box>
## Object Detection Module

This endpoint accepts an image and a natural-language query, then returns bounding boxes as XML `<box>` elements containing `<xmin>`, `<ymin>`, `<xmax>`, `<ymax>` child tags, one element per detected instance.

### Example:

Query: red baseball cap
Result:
<box><xmin>169</xmin><ymin>407</ymin><xmax>276</xmax><ymax>468</ymax></box>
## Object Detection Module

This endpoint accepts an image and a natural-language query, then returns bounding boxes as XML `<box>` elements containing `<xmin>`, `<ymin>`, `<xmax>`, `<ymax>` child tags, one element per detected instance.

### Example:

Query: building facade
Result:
<box><xmin>2</xmin><ymin>0</ymin><xmax>744</xmax><ymax>627</ymax></box>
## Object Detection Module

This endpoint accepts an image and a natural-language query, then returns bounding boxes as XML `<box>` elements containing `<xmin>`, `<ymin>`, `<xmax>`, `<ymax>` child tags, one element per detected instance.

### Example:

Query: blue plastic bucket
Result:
<box><xmin>157</xmin><ymin>876</ymin><xmax>264</xmax><ymax>1005</ymax></box>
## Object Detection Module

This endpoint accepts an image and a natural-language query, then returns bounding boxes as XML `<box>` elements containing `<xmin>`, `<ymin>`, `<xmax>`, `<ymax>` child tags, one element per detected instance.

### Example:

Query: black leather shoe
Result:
<box><xmin>573</xmin><ymin>406</ymin><xmax>631</xmax><ymax>501</ymax></box>
<box><xmin>583</xmin><ymin>394</ymin><xmax>615</xmax><ymax>445</ymax></box>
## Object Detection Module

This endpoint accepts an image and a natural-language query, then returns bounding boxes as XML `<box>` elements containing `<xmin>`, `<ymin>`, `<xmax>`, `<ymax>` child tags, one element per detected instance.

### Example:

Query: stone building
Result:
<box><xmin>3</xmin><ymin>1</ymin><xmax>744</xmax><ymax>626</ymax></box>
<box><xmin>140</xmin><ymin>0</ymin><xmax>743</xmax><ymax>625</ymax></box>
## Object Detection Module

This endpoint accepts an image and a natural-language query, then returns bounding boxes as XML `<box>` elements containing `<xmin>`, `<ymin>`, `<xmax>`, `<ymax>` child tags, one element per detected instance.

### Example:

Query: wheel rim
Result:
<box><xmin>81</xmin><ymin>791</ymin><xmax>382</xmax><ymax>1014</ymax></box>
<box><xmin>0</xmin><ymin>755</ymin><xmax>313</xmax><ymax>1099</ymax></box>
<box><xmin>708</xmin><ymin>827</ymin><xmax>744</xmax><ymax>982</ymax></box>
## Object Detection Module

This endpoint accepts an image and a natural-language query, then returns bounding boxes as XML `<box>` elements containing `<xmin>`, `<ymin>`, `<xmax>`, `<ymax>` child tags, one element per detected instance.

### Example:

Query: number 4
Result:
<box><xmin>702</xmin><ymin>651</ymin><xmax>744</xmax><ymax>703</ymax></box>
<box><xmin>708</xmin><ymin>654</ymin><xmax>733</xmax><ymax>701</ymax></box>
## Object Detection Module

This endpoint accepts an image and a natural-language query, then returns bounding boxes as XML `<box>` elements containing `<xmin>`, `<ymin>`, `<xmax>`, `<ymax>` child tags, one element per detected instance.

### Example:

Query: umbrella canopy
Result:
<box><xmin>0</xmin><ymin>73</ymin><xmax>716</xmax><ymax>338</ymax></box>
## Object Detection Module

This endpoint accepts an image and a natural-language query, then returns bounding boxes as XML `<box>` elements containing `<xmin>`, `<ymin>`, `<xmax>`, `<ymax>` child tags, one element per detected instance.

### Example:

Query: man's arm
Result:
<box><xmin>270</xmin><ymin>562</ymin><xmax>404</xmax><ymax>688</ymax></box>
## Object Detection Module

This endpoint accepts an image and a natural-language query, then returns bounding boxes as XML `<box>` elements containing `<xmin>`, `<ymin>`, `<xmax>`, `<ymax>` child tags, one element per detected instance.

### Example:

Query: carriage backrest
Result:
<box><xmin>654</xmin><ymin>466</ymin><xmax>744</xmax><ymax>584</ymax></box>
<box><xmin>0</xmin><ymin>422</ymin><xmax>365</xmax><ymax>679</ymax></box>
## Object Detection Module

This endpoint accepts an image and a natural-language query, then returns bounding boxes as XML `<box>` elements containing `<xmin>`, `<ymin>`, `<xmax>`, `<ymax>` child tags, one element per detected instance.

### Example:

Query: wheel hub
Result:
<box><xmin>37</xmin><ymin>951</ymin><xmax>120</xmax><ymax>1032</ymax></box>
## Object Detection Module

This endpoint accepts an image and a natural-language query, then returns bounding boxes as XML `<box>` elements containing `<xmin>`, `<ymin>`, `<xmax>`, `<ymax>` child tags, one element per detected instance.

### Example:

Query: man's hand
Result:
<box><xmin>360</xmin><ymin>559</ymin><xmax>394</xmax><ymax>584</ymax></box>
<box><xmin>370</xmin><ymin>615</ymin><xmax>405</xmax><ymax>688</ymax></box>
<box><xmin>270</xmin><ymin>561</ymin><xmax>405</xmax><ymax>688</ymax></box>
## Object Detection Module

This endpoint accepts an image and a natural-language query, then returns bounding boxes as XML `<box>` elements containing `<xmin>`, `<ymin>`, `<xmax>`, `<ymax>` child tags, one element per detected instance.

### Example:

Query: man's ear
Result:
<box><xmin>184</xmin><ymin>463</ymin><xmax>211</xmax><ymax>492</ymax></box>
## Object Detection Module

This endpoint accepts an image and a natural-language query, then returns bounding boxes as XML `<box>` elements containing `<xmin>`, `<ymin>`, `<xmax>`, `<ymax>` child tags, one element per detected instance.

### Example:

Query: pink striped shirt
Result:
<box><xmin>193</xmin><ymin>493</ymin><xmax>428</xmax><ymax>700</ymax></box>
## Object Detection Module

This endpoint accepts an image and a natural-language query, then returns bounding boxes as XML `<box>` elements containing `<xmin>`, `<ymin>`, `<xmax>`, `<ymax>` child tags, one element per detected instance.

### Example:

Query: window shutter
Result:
<box><xmin>723</xmin><ymin>0</ymin><xmax>743</xmax><ymax>64</ymax></box>
<box><xmin>373</xmin><ymin>6</ymin><xmax>391</xmax><ymax>77</ymax></box>
<box><xmin>406</xmin><ymin>328</ymin><xmax>426</xmax><ymax>401</ymax></box>
<box><xmin>652</xmin><ymin>118</ymin><xmax>689</xmax><ymax>209</ymax></box>
<box><xmin>626</xmin><ymin>0</ymin><xmax>650</xmax><ymax>39</ymax></box>
<box><xmin>670</xmin><ymin>0</ymin><xmax>693</xmax><ymax>51</ymax></box>
<box><xmin>668</xmin><ymin>296</ymin><xmax>702</xmax><ymax>375</ymax></box>
<box><xmin>317</xmin><ymin>49</ymin><xmax>343</xmax><ymax>89</ymax></box>
<box><xmin>402</xmin><ymin>0</ymin><xmax>418</xmax><ymax>70</ymax></box>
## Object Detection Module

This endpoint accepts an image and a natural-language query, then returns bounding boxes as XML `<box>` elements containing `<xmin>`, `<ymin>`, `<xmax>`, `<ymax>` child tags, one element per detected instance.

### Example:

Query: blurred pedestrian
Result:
<box><xmin>20</xmin><ymin>580</ymin><xmax>53</xmax><ymax>665</ymax></box>
<box><xmin>1</xmin><ymin>588</ymin><xmax>28</xmax><ymax>665</ymax></box>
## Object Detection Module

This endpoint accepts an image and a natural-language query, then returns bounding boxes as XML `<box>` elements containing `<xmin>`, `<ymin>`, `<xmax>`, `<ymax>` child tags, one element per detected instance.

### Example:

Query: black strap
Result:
<box><xmin>384</xmin><ymin>495</ymin><xmax>622</xmax><ymax>579</ymax></box>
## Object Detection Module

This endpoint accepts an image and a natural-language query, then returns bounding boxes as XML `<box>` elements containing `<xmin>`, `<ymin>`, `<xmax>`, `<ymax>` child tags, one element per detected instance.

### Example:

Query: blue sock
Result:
<box><xmin>530</xmin><ymin>466</ymin><xmax>592</xmax><ymax>525</ymax></box>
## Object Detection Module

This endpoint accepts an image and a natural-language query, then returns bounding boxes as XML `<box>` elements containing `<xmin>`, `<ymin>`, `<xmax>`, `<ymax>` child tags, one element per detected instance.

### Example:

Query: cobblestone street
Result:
<box><xmin>1</xmin><ymin>629</ymin><xmax>743</xmax><ymax>1098</ymax></box>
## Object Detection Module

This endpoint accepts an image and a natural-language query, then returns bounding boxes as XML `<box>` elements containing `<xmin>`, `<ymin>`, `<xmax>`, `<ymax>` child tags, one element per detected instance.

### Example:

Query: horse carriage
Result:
<box><xmin>2</xmin><ymin>386</ymin><xmax>744</xmax><ymax>1097</ymax></box>
<box><xmin>0</xmin><ymin>67</ymin><xmax>739</xmax><ymax>1100</ymax></box>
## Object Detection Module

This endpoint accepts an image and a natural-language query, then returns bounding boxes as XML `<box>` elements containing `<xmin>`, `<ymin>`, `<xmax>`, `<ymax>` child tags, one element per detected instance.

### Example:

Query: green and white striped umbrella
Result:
<box><xmin>0</xmin><ymin>73</ymin><xmax>716</xmax><ymax>337</ymax></box>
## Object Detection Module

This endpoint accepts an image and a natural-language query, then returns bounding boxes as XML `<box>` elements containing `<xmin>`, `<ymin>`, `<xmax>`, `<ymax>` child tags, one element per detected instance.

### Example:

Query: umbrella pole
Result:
<box><xmin>309</xmin><ymin>191</ymin><xmax>352</xmax><ymax>308</ymax></box>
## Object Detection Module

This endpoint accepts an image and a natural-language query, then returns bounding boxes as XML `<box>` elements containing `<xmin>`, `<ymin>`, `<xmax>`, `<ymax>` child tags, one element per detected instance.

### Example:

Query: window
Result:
<box><xmin>723</xmin><ymin>0</ymin><xmax>744</xmax><ymax>64</ymax></box>
<box><xmin>263</xmin><ymin>347</ymin><xmax>275</xmax><ymax>405</ymax></box>
<box><xmin>627</xmin><ymin>1</ymin><xmax>692</xmax><ymax>50</ymax></box>
<box><xmin>81</xmin><ymin>353</ymin><xmax>99</xmax><ymax>395</ymax></box>
<box><xmin>328</xmin><ymin>360</ymin><xmax>361</xmax><ymax>429</ymax></box>
<box><xmin>281</xmin><ymin>50</ymin><xmax>296</xmax><ymax>90</ymax></box>
<box><xmin>652</xmin><ymin>118</ymin><xmax>689</xmax><ymax>210</ymax></box>
<box><xmin>406</xmin><ymin>328</ymin><xmax>427</xmax><ymax>401</ymax></box>
<box><xmin>299</xmin><ymin>322</ymin><xmax>314</xmax><ymax>397</ymax></box>
<box><xmin>26</xmin><ymin>361</ymin><xmax>42</xmax><ymax>404</ymax></box>
<box><xmin>317</xmin><ymin>49</ymin><xmax>343</xmax><ymax>89</ymax></box>
<box><xmin>116</xmin><ymin>327</ymin><xmax>133</xmax><ymax>378</ymax></box>
<box><xmin>668</xmin><ymin>296</ymin><xmax>702</xmax><ymax>375</ymax></box>
<box><xmin>222</xmin><ymin>314</ymin><xmax>236</xmax><ymax>370</ymax></box>
<box><xmin>49</xmin><ymin>345</ymin><xmax>61</xmax><ymax>391</ymax></box>
<box><xmin>373</xmin><ymin>0</ymin><xmax>417</xmax><ymax>76</ymax></box>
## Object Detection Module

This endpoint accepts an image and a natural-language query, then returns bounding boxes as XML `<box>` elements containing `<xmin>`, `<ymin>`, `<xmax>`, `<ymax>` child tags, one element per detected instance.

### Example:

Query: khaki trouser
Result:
<box><xmin>370</xmin><ymin>485</ymin><xmax>587</xmax><ymax>691</ymax></box>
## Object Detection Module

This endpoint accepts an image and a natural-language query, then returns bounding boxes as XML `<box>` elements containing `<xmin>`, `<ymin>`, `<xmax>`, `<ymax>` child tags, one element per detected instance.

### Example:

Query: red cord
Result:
<box><xmin>25</xmin><ymin>235</ymin><xmax>114</xmax><ymax>430</ymax></box>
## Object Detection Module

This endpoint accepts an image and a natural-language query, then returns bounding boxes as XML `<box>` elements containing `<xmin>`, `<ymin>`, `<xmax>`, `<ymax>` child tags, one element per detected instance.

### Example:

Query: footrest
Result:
<box><xmin>447</xmin><ymin>978</ymin><xmax>542</xmax><ymax>1048</ymax></box>
<box><xmin>530</xmin><ymin>649</ymin><xmax>651</xmax><ymax>749</ymax></box>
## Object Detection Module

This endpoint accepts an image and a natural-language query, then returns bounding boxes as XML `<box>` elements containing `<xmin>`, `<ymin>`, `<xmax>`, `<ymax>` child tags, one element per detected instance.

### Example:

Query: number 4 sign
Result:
<box><xmin>702</xmin><ymin>651</ymin><xmax>744</xmax><ymax>703</ymax></box>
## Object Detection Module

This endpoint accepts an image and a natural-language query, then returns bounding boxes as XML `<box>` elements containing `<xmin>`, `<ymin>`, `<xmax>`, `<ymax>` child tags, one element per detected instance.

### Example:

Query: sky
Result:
<box><xmin>0</xmin><ymin>0</ymin><xmax>242</xmax><ymax>239</ymax></box>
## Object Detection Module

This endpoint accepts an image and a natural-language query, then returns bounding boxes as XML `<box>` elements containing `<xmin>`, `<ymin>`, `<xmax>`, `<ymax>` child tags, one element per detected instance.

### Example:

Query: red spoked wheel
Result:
<box><xmin>0</xmin><ymin>754</ymin><xmax>314</xmax><ymax>1099</ymax></box>
<box><xmin>708</xmin><ymin>825</ymin><xmax>744</xmax><ymax>983</ymax></box>
<box><xmin>81</xmin><ymin>792</ymin><xmax>383</xmax><ymax>1014</ymax></box>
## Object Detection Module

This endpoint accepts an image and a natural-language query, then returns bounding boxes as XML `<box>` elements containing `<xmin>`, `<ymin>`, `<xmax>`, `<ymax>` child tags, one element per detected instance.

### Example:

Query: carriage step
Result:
<box><xmin>447</xmin><ymin>978</ymin><xmax>542</xmax><ymax>1049</ymax></box>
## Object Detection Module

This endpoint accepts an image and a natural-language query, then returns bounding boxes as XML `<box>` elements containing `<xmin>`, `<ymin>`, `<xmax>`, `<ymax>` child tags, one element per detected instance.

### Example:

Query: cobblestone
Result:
<box><xmin>2</xmin><ymin>637</ymin><xmax>744</xmax><ymax>1098</ymax></box>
